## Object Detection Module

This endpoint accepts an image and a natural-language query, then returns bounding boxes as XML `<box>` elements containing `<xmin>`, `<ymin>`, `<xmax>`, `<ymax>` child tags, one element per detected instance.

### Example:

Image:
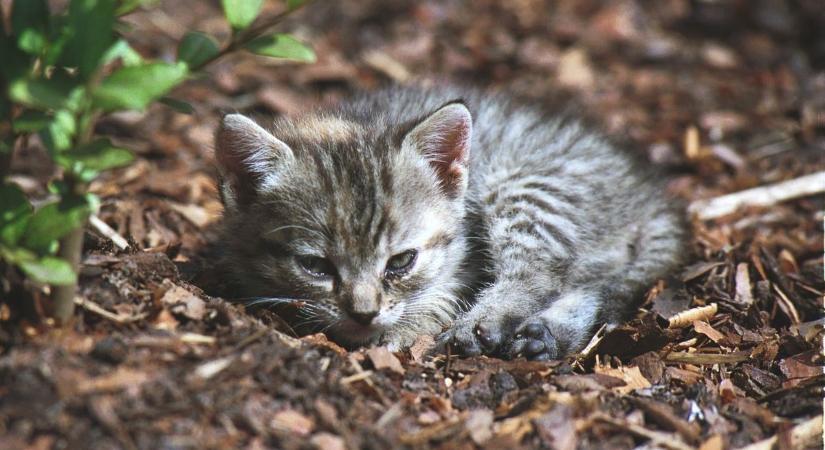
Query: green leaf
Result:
<box><xmin>177</xmin><ymin>31</ymin><xmax>220</xmax><ymax>69</ymax></box>
<box><xmin>8</xmin><ymin>77</ymin><xmax>74</xmax><ymax>110</ymax></box>
<box><xmin>56</xmin><ymin>138</ymin><xmax>134</xmax><ymax>173</ymax></box>
<box><xmin>101</xmin><ymin>39</ymin><xmax>144</xmax><ymax>67</ymax></box>
<box><xmin>159</xmin><ymin>96</ymin><xmax>194</xmax><ymax>114</ymax></box>
<box><xmin>21</xmin><ymin>196</ymin><xmax>92</xmax><ymax>254</ymax></box>
<box><xmin>92</xmin><ymin>62</ymin><xmax>188</xmax><ymax>111</ymax></box>
<box><xmin>17</xmin><ymin>28</ymin><xmax>47</xmax><ymax>54</ymax></box>
<box><xmin>0</xmin><ymin>184</ymin><xmax>33</xmax><ymax>246</ymax></box>
<box><xmin>245</xmin><ymin>34</ymin><xmax>316</xmax><ymax>62</ymax></box>
<box><xmin>20</xmin><ymin>256</ymin><xmax>77</xmax><ymax>285</ymax></box>
<box><xmin>39</xmin><ymin>110</ymin><xmax>77</xmax><ymax>154</ymax></box>
<box><xmin>221</xmin><ymin>0</ymin><xmax>263</xmax><ymax>30</ymax></box>
<box><xmin>12</xmin><ymin>110</ymin><xmax>51</xmax><ymax>133</ymax></box>
<box><xmin>58</xmin><ymin>0</ymin><xmax>117</xmax><ymax>79</ymax></box>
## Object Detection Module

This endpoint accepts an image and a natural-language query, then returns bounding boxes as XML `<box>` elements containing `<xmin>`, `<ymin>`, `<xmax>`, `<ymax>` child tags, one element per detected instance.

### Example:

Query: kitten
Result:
<box><xmin>214</xmin><ymin>86</ymin><xmax>686</xmax><ymax>359</ymax></box>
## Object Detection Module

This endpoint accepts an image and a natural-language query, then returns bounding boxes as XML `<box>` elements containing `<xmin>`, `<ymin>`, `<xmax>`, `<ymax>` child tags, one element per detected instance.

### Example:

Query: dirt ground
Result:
<box><xmin>2</xmin><ymin>1</ymin><xmax>824</xmax><ymax>449</ymax></box>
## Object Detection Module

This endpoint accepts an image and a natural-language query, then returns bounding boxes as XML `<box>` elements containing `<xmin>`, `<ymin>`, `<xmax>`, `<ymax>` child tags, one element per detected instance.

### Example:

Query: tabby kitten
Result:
<box><xmin>215</xmin><ymin>86</ymin><xmax>686</xmax><ymax>360</ymax></box>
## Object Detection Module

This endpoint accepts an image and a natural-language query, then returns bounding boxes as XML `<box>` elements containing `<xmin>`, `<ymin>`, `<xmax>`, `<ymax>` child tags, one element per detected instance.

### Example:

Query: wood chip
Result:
<box><xmin>270</xmin><ymin>410</ymin><xmax>314</xmax><ymax>436</ymax></box>
<box><xmin>193</xmin><ymin>356</ymin><xmax>234</xmax><ymax>380</ymax></box>
<box><xmin>734</xmin><ymin>263</ymin><xmax>754</xmax><ymax>305</ymax></box>
<box><xmin>693</xmin><ymin>320</ymin><xmax>725</xmax><ymax>343</ymax></box>
<box><xmin>366</xmin><ymin>347</ymin><xmax>405</xmax><ymax>374</ymax></box>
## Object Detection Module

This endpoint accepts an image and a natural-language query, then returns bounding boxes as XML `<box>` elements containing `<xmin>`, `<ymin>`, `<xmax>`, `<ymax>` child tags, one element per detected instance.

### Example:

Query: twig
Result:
<box><xmin>668</xmin><ymin>303</ymin><xmax>718</xmax><ymax>329</ymax></box>
<box><xmin>688</xmin><ymin>171</ymin><xmax>825</xmax><ymax>220</ymax></box>
<box><xmin>340</xmin><ymin>370</ymin><xmax>374</xmax><ymax>385</ymax></box>
<box><xmin>74</xmin><ymin>296</ymin><xmax>148</xmax><ymax>323</ymax></box>
<box><xmin>577</xmin><ymin>323</ymin><xmax>607</xmax><ymax>357</ymax></box>
<box><xmin>735</xmin><ymin>415</ymin><xmax>822</xmax><ymax>450</ymax></box>
<box><xmin>664</xmin><ymin>351</ymin><xmax>749</xmax><ymax>365</ymax></box>
<box><xmin>89</xmin><ymin>214</ymin><xmax>129</xmax><ymax>250</ymax></box>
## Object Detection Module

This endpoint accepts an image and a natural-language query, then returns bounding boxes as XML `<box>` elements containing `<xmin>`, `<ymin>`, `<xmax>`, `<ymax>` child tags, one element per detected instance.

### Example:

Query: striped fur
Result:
<box><xmin>214</xmin><ymin>86</ymin><xmax>687</xmax><ymax>358</ymax></box>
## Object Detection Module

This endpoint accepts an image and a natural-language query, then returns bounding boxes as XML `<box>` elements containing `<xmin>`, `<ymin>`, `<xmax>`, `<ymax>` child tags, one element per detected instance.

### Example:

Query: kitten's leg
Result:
<box><xmin>444</xmin><ymin>195</ymin><xmax>579</xmax><ymax>356</ymax></box>
<box><xmin>508</xmin><ymin>212</ymin><xmax>686</xmax><ymax>360</ymax></box>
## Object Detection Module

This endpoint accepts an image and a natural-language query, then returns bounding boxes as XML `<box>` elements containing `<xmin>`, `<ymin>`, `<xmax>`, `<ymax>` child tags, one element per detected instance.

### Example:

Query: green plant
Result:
<box><xmin>0</xmin><ymin>0</ymin><xmax>315</xmax><ymax>323</ymax></box>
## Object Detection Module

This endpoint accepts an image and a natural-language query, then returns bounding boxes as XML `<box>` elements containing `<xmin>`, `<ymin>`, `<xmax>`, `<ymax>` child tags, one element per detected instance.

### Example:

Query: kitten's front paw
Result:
<box><xmin>440</xmin><ymin>318</ymin><xmax>507</xmax><ymax>357</ymax></box>
<box><xmin>507</xmin><ymin>322</ymin><xmax>560</xmax><ymax>361</ymax></box>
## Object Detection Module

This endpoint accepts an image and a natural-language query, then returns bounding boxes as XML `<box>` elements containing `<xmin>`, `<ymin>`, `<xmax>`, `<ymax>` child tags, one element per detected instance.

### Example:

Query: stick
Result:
<box><xmin>688</xmin><ymin>171</ymin><xmax>825</xmax><ymax>220</ymax></box>
<box><xmin>664</xmin><ymin>351</ymin><xmax>749</xmax><ymax>365</ymax></box>
<box><xmin>89</xmin><ymin>214</ymin><xmax>129</xmax><ymax>250</ymax></box>
<box><xmin>74</xmin><ymin>296</ymin><xmax>147</xmax><ymax>323</ymax></box>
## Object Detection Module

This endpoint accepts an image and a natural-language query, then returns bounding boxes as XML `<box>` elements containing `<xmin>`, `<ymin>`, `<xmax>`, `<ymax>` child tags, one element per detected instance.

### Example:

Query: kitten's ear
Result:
<box><xmin>402</xmin><ymin>101</ymin><xmax>472</xmax><ymax>198</ymax></box>
<box><xmin>215</xmin><ymin>114</ymin><xmax>293</xmax><ymax>207</ymax></box>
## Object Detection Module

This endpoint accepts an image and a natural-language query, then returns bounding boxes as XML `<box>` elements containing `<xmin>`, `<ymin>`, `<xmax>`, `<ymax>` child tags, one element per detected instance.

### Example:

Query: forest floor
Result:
<box><xmin>2</xmin><ymin>1</ymin><xmax>824</xmax><ymax>449</ymax></box>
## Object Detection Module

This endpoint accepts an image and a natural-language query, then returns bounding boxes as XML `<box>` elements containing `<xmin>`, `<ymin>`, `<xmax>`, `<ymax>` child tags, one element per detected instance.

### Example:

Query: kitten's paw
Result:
<box><xmin>507</xmin><ymin>321</ymin><xmax>560</xmax><ymax>361</ymax></box>
<box><xmin>440</xmin><ymin>319</ymin><xmax>507</xmax><ymax>356</ymax></box>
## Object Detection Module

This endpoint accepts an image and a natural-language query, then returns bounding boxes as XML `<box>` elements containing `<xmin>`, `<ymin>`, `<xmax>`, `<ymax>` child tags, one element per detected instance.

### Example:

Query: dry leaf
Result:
<box><xmin>594</xmin><ymin>365</ymin><xmax>651</xmax><ymax>394</ymax></box>
<box><xmin>408</xmin><ymin>334</ymin><xmax>435</xmax><ymax>363</ymax></box>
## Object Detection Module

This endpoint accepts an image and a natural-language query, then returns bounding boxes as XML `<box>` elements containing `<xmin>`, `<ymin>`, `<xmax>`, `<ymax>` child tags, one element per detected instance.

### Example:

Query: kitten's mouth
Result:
<box><xmin>326</xmin><ymin>320</ymin><xmax>383</xmax><ymax>347</ymax></box>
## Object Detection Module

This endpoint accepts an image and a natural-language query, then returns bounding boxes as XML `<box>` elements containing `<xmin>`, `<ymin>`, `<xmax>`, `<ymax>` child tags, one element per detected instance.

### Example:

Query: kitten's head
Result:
<box><xmin>215</xmin><ymin>101</ymin><xmax>472</xmax><ymax>348</ymax></box>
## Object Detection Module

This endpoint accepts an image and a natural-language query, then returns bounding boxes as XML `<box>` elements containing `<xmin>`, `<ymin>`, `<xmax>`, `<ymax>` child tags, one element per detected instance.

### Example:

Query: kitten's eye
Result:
<box><xmin>297</xmin><ymin>255</ymin><xmax>337</xmax><ymax>278</ymax></box>
<box><xmin>385</xmin><ymin>249</ymin><xmax>418</xmax><ymax>275</ymax></box>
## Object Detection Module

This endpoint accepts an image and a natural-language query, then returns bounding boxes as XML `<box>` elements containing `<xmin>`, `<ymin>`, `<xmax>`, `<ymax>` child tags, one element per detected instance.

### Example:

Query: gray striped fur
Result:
<box><xmin>214</xmin><ymin>85</ymin><xmax>687</xmax><ymax>359</ymax></box>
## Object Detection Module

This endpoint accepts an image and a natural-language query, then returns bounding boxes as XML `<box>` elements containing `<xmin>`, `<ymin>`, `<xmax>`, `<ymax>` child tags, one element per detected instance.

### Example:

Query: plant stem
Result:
<box><xmin>51</xmin><ymin>222</ymin><xmax>82</xmax><ymax>323</ymax></box>
<box><xmin>193</xmin><ymin>0</ymin><xmax>314</xmax><ymax>71</ymax></box>
<box><xmin>49</xmin><ymin>109</ymin><xmax>96</xmax><ymax>325</ymax></box>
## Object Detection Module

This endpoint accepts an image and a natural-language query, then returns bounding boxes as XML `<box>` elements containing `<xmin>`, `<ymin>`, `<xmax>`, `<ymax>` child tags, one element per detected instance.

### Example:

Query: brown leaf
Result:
<box><xmin>366</xmin><ymin>347</ymin><xmax>405</xmax><ymax>374</ymax></box>
<box><xmin>593</xmin><ymin>365</ymin><xmax>651</xmax><ymax>394</ymax></box>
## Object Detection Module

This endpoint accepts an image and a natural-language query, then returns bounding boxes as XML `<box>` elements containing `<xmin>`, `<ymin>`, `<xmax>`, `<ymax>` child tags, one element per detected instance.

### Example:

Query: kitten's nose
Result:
<box><xmin>348</xmin><ymin>310</ymin><xmax>378</xmax><ymax>326</ymax></box>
